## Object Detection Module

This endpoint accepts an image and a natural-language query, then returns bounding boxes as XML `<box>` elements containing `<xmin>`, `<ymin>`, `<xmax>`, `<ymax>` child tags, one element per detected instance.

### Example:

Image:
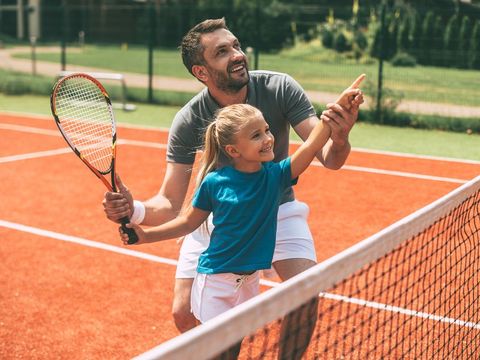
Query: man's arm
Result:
<box><xmin>292</xmin><ymin>75</ymin><xmax>364</xmax><ymax>170</ymax></box>
<box><xmin>103</xmin><ymin>162</ymin><xmax>193</xmax><ymax>226</ymax></box>
<box><xmin>293</xmin><ymin>104</ymin><xmax>357</xmax><ymax>170</ymax></box>
<box><xmin>142</xmin><ymin>162</ymin><xmax>193</xmax><ymax>226</ymax></box>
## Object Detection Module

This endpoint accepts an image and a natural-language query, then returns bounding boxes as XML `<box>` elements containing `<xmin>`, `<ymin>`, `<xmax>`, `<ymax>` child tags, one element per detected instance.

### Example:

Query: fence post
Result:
<box><xmin>254</xmin><ymin>0</ymin><xmax>260</xmax><ymax>70</ymax></box>
<box><xmin>60</xmin><ymin>1</ymin><xmax>68</xmax><ymax>71</ymax></box>
<box><xmin>376</xmin><ymin>0</ymin><xmax>387</xmax><ymax>123</ymax></box>
<box><xmin>30</xmin><ymin>36</ymin><xmax>37</xmax><ymax>76</ymax></box>
<box><xmin>147</xmin><ymin>0</ymin><xmax>156</xmax><ymax>103</ymax></box>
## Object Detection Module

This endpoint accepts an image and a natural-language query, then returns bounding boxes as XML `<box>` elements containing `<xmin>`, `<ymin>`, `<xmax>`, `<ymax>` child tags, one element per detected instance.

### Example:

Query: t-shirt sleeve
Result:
<box><xmin>191</xmin><ymin>177</ymin><xmax>213</xmax><ymax>212</ymax></box>
<box><xmin>282</xmin><ymin>74</ymin><xmax>317</xmax><ymax>127</ymax></box>
<box><xmin>166</xmin><ymin>111</ymin><xmax>199</xmax><ymax>164</ymax></box>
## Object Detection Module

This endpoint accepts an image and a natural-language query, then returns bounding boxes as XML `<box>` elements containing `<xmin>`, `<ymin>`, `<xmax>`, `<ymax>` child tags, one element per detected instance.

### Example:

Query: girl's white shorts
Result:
<box><xmin>175</xmin><ymin>200</ymin><xmax>317</xmax><ymax>279</ymax></box>
<box><xmin>191</xmin><ymin>271</ymin><xmax>260</xmax><ymax>323</ymax></box>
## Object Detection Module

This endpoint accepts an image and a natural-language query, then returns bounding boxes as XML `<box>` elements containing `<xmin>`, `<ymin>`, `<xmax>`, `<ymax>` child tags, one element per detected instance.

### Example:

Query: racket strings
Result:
<box><xmin>55</xmin><ymin>78</ymin><xmax>115</xmax><ymax>173</ymax></box>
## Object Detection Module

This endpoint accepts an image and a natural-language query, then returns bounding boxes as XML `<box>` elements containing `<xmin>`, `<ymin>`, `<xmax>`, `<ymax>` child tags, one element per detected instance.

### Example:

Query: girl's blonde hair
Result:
<box><xmin>195</xmin><ymin>103</ymin><xmax>263</xmax><ymax>189</ymax></box>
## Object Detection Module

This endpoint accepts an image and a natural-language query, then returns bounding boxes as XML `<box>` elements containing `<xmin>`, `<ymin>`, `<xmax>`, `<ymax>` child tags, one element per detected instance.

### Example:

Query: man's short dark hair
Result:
<box><xmin>180</xmin><ymin>18</ymin><xmax>229</xmax><ymax>76</ymax></box>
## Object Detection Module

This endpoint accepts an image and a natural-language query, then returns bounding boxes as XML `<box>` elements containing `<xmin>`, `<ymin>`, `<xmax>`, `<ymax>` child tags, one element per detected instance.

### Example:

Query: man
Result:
<box><xmin>104</xmin><ymin>18</ymin><xmax>362</xmax><ymax>357</ymax></box>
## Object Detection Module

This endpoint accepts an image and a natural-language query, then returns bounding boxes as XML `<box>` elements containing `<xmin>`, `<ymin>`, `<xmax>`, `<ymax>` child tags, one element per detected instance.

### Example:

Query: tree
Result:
<box><xmin>469</xmin><ymin>20</ymin><xmax>480</xmax><ymax>69</ymax></box>
<box><xmin>409</xmin><ymin>13</ymin><xmax>423</xmax><ymax>63</ymax></box>
<box><xmin>443</xmin><ymin>14</ymin><xmax>460</xmax><ymax>67</ymax></box>
<box><xmin>387</xmin><ymin>12</ymin><xmax>400</xmax><ymax>59</ymax></box>
<box><xmin>458</xmin><ymin>16</ymin><xmax>472</xmax><ymax>68</ymax></box>
<box><xmin>370</xmin><ymin>21</ymin><xmax>383</xmax><ymax>59</ymax></box>
<box><xmin>432</xmin><ymin>15</ymin><xmax>444</xmax><ymax>66</ymax></box>
<box><xmin>230</xmin><ymin>0</ymin><xmax>294</xmax><ymax>52</ymax></box>
<box><xmin>333</xmin><ymin>31</ymin><xmax>350</xmax><ymax>53</ymax></box>
<box><xmin>396</xmin><ymin>14</ymin><xmax>411</xmax><ymax>54</ymax></box>
<box><xmin>419</xmin><ymin>11</ymin><xmax>435</xmax><ymax>65</ymax></box>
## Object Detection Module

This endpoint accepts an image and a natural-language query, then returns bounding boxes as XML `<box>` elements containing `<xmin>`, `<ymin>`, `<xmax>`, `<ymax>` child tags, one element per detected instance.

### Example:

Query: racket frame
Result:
<box><xmin>50</xmin><ymin>73</ymin><xmax>137</xmax><ymax>244</ymax></box>
<box><xmin>50</xmin><ymin>73</ymin><xmax>119</xmax><ymax>192</ymax></box>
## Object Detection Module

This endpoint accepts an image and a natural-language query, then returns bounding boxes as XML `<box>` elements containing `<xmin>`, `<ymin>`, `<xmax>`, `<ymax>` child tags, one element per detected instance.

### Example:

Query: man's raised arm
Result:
<box><xmin>293</xmin><ymin>75</ymin><xmax>365</xmax><ymax>170</ymax></box>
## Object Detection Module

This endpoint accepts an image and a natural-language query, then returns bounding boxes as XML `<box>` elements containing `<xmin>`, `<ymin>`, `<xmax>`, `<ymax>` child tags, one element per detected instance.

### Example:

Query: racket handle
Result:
<box><xmin>120</xmin><ymin>216</ymin><xmax>139</xmax><ymax>244</ymax></box>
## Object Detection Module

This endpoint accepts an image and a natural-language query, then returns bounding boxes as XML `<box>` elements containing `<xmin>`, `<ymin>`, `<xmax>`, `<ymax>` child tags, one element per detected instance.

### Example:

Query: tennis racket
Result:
<box><xmin>50</xmin><ymin>73</ymin><xmax>138</xmax><ymax>244</ymax></box>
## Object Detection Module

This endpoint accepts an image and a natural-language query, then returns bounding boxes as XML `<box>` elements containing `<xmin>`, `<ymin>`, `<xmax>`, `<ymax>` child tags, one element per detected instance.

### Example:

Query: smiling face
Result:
<box><xmin>225</xmin><ymin>113</ymin><xmax>275</xmax><ymax>172</ymax></box>
<box><xmin>193</xmin><ymin>28</ymin><xmax>250</xmax><ymax>94</ymax></box>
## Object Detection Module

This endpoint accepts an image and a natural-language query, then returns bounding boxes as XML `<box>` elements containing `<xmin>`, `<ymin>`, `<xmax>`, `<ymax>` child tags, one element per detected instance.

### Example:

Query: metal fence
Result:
<box><xmin>1</xmin><ymin>1</ymin><xmax>480</xmax><ymax>127</ymax></box>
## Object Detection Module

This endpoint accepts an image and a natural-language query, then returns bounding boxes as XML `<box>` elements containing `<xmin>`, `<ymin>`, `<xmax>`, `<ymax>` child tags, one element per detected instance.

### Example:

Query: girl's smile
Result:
<box><xmin>225</xmin><ymin>114</ymin><xmax>275</xmax><ymax>172</ymax></box>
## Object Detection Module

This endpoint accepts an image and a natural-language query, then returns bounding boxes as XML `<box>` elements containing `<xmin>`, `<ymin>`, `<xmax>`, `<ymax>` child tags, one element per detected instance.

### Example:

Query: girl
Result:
<box><xmin>121</xmin><ymin>92</ymin><xmax>361</xmax><ymax>324</ymax></box>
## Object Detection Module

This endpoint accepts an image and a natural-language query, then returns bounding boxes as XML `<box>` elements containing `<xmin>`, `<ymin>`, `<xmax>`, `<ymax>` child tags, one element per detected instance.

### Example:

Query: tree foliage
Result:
<box><xmin>458</xmin><ymin>16</ymin><xmax>473</xmax><ymax>68</ymax></box>
<box><xmin>419</xmin><ymin>11</ymin><xmax>435</xmax><ymax>65</ymax></box>
<box><xmin>469</xmin><ymin>21</ymin><xmax>480</xmax><ymax>70</ymax></box>
<box><xmin>443</xmin><ymin>14</ymin><xmax>460</xmax><ymax>68</ymax></box>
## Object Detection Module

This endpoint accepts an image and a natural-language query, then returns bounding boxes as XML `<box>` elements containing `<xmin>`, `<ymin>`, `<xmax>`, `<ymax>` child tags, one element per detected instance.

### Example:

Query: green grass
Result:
<box><xmin>15</xmin><ymin>44</ymin><xmax>480</xmax><ymax>107</ymax></box>
<box><xmin>1</xmin><ymin>93</ymin><xmax>478</xmax><ymax>161</ymax></box>
<box><xmin>18</xmin><ymin>45</ymin><xmax>190</xmax><ymax>78</ymax></box>
<box><xmin>349</xmin><ymin>123</ymin><xmax>480</xmax><ymax>161</ymax></box>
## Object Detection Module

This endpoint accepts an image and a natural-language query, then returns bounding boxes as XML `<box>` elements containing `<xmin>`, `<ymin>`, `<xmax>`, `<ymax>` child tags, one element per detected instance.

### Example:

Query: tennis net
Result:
<box><xmin>135</xmin><ymin>175</ymin><xmax>480</xmax><ymax>360</ymax></box>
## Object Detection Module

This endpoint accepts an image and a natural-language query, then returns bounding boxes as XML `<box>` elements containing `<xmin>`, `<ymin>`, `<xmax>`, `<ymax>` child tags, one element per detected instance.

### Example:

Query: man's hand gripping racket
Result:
<box><xmin>50</xmin><ymin>73</ymin><xmax>138</xmax><ymax>244</ymax></box>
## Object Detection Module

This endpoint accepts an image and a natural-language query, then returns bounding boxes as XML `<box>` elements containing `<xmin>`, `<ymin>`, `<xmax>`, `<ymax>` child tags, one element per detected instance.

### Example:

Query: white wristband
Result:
<box><xmin>130</xmin><ymin>200</ymin><xmax>145</xmax><ymax>225</ymax></box>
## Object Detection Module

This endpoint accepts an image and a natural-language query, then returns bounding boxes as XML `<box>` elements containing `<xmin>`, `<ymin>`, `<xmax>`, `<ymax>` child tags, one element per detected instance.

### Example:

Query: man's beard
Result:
<box><xmin>210</xmin><ymin>63</ymin><xmax>250</xmax><ymax>94</ymax></box>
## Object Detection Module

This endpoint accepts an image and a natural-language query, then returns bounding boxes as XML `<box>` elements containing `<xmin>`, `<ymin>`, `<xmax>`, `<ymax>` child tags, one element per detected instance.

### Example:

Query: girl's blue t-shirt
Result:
<box><xmin>192</xmin><ymin>158</ymin><xmax>296</xmax><ymax>274</ymax></box>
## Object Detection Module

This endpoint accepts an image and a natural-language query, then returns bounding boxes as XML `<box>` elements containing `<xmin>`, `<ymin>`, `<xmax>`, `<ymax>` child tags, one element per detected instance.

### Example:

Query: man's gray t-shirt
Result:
<box><xmin>166</xmin><ymin>70</ymin><xmax>316</xmax><ymax>203</ymax></box>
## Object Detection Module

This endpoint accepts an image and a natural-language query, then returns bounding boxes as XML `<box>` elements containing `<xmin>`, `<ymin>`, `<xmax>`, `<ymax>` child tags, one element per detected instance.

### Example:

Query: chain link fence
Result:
<box><xmin>1</xmin><ymin>1</ymin><xmax>479</xmax><ymax>132</ymax></box>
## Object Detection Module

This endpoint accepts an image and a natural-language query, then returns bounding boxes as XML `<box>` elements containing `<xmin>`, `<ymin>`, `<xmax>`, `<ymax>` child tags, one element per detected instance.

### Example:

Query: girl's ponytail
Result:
<box><xmin>195</xmin><ymin>121</ymin><xmax>220</xmax><ymax>189</ymax></box>
<box><xmin>189</xmin><ymin>121</ymin><xmax>221</xmax><ymax>235</ymax></box>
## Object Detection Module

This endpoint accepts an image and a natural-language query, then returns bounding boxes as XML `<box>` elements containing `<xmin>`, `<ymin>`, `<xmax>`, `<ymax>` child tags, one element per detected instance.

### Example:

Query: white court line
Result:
<box><xmin>351</xmin><ymin>147</ymin><xmax>480</xmax><ymax>165</ymax></box>
<box><xmin>0</xmin><ymin>123</ymin><xmax>60</xmax><ymax>136</ymax></box>
<box><xmin>0</xmin><ymin>111</ymin><xmax>171</xmax><ymax>132</ymax></box>
<box><xmin>320</xmin><ymin>292</ymin><xmax>480</xmax><ymax>330</ymax></box>
<box><xmin>0</xmin><ymin>142</ymin><xmax>163</xmax><ymax>164</ymax></box>
<box><xmin>340</xmin><ymin>164</ymin><xmax>468</xmax><ymax>184</ymax></box>
<box><xmin>307</xmin><ymin>159</ymin><xmax>468</xmax><ymax>183</ymax></box>
<box><xmin>0</xmin><ymin>122</ymin><xmax>473</xmax><ymax>184</ymax></box>
<box><xmin>0</xmin><ymin>219</ymin><xmax>177</xmax><ymax>266</ymax></box>
<box><xmin>0</xmin><ymin>111</ymin><xmax>53</xmax><ymax>121</ymax></box>
<box><xmin>0</xmin><ymin>147</ymin><xmax>72</xmax><ymax>163</ymax></box>
<box><xmin>0</xmin><ymin>123</ymin><xmax>168</xmax><ymax>150</ymax></box>
<box><xmin>2</xmin><ymin>219</ymin><xmax>478</xmax><ymax>331</ymax></box>
<box><xmin>2</xmin><ymin>113</ymin><xmax>479</xmax><ymax>164</ymax></box>
<box><xmin>119</xmin><ymin>139</ymin><xmax>167</xmax><ymax>149</ymax></box>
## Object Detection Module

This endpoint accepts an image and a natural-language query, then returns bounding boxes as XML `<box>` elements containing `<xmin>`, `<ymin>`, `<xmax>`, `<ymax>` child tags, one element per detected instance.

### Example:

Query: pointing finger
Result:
<box><xmin>348</xmin><ymin>74</ymin><xmax>366</xmax><ymax>89</ymax></box>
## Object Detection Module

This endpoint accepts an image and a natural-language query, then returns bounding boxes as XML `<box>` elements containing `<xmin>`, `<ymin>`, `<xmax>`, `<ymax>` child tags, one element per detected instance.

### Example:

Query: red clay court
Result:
<box><xmin>1</xmin><ymin>112</ymin><xmax>479</xmax><ymax>359</ymax></box>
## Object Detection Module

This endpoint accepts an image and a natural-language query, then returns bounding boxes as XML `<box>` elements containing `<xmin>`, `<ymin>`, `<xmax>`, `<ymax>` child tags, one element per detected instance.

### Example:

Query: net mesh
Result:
<box><xmin>136</xmin><ymin>176</ymin><xmax>480</xmax><ymax>360</ymax></box>
<box><xmin>53</xmin><ymin>75</ymin><xmax>115</xmax><ymax>174</ymax></box>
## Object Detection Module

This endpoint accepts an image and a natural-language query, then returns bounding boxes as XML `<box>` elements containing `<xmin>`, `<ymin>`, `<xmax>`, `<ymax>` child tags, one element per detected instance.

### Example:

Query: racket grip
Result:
<box><xmin>120</xmin><ymin>217</ymin><xmax>139</xmax><ymax>244</ymax></box>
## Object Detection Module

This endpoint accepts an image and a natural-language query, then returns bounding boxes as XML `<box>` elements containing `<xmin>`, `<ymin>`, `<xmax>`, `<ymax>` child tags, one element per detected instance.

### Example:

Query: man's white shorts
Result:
<box><xmin>175</xmin><ymin>200</ymin><xmax>317</xmax><ymax>279</ymax></box>
<box><xmin>191</xmin><ymin>272</ymin><xmax>260</xmax><ymax>323</ymax></box>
